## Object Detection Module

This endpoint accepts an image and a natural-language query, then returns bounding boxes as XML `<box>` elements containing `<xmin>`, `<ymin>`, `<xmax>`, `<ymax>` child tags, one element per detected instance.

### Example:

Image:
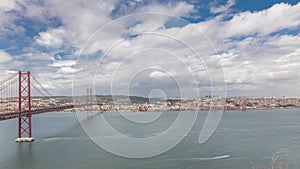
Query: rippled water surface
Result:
<box><xmin>0</xmin><ymin>109</ymin><xmax>300</xmax><ymax>169</ymax></box>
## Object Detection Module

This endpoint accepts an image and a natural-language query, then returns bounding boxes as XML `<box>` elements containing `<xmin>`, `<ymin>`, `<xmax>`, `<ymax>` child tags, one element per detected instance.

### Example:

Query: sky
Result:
<box><xmin>0</xmin><ymin>0</ymin><xmax>300</xmax><ymax>97</ymax></box>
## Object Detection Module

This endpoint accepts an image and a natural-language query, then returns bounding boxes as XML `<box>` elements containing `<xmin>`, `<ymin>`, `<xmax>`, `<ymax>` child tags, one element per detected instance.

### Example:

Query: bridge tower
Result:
<box><xmin>242</xmin><ymin>101</ymin><xmax>247</xmax><ymax>111</ymax></box>
<box><xmin>86</xmin><ymin>88</ymin><xmax>93</xmax><ymax>114</ymax></box>
<box><xmin>16</xmin><ymin>71</ymin><xmax>34</xmax><ymax>142</ymax></box>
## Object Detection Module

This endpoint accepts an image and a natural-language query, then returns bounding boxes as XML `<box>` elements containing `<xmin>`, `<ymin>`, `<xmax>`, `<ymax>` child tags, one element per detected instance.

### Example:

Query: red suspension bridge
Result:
<box><xmin>0</xmin><ymin>71</ymin><xmax>92</xmax><ymax>142</ymax></box>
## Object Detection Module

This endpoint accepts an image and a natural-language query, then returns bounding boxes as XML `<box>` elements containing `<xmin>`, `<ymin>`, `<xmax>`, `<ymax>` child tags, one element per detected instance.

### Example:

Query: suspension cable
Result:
<box><xmin>0</xmin><ymin>73</ymin><xmax>17</xmax><ymax>86</ymax></box>
<box><xmin>31</xmin><ymin>83</ymin><xmax>47</xmax><ymax>97</ymax></box>
<box><xmin>31</xmin><ymin>75</ymin><xmax>53</xmax><ymax>97</ymax></box>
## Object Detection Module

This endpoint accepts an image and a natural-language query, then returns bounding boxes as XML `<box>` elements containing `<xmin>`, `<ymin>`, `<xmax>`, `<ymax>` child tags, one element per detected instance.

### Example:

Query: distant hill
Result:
<box><xmin>32</xmin><ymin>95</ymin><xmax>164</xmax><ymax>104</ymax></box>
<box><xmin>96</xmin><ymin>95</ymin><xmax>150</xmax><ymax>104</ymax></box>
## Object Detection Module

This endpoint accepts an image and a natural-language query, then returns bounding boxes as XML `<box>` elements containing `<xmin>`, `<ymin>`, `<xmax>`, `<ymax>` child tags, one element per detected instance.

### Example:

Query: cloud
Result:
<box><xmin>165</xmin><ymin>2</ymin><xmax>300</xmax><ymax>96</ymax></box>
<box><xmin>138</xmin><ymin>2</ymin><xmax>195</xmax><ymax>17</ymax></box>
<box><xmin>51</xmin><ymin>60</ymin><xmax>77</xmax><ymax>67</ymax></box>
<box><xmin>0</xmin><ymin>7</ymin><xmax>25</xmax><ymax>37</ymax></box>
<box><xmin>58</xmin><ymin>67</ymin><xmax>77</xmax><ymax>74</ymax></box>
<box><xmin>111</xmin><ymin>0</ymin><xmax>195</xmax><ymax>18</ymax></box>
<box><xmin>219</xmin><ymin>33</ymin><xmax>300</xmax><ymax>96</ymax></box>
<box><xmin>36</xmin><ymin>1</ymin><xmax>195</xmax><ymax>56</ymax></box>
<box><xmin>73</xmin><ymin>1</ymin><xmax>300</xmax><ymax>97</ymax></box>
<box><xmin>44</xmin><ymin>0</ymin><xmax>119</xmax><ymax>50</ymax></box>
<box><xmin>0</xmin><ymin>0</ymin><xmax>17</xmax><ymax>12</ymax></box>
<box><xmin>210</xmin><ymin>0</ymin><xmax>235</xmax><ymax>14</ymax></box>
<box><xmin>1</xmin><ymin>0</ymin><xmax>300</xmax><ymax>97</ymax></box>
<box><xmin>0</xmin><ymin>50</ymin><xmax>13</xmax><ymax>63</ymax></box>
<box><xmin>224</xmin><ymin>2</ymin><xmax>300</xmax><ymax>37</ymax></box>
<box><xmin>0</xmin><ymin>0</ymin><xmax>56</xmax><ymax>38</ymax></box>
<box><xmin>35</xmin><ymin>28</ymin><xmax>66</xmax><ymax>48</ymax></box>
<box><xmin>197</xmin><ymin>2</ymin><xmax>300</xmax><ymax>41</ymax></box>
<box><xmin>0</xmin><ymin>50</ymin><xmax>24</xmax><ymax>75</ymax></box>
<box><xmin>149</xmin><ymin>71</ymin><xmax>168</xmax><ymax>79</ymax></box>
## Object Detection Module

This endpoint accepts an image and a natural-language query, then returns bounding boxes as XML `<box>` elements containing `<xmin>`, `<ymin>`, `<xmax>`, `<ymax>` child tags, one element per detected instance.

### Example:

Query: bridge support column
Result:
<box><xmin>86</xmin><ymin>88</ymin><xmax>93</xmax><ymax>114</ymax></box>
<box><xmin>242</xmin><ymin>101</ymin><xmax>247</xmax><ymax>111</ymax></box>
<box><xmin>16</xmin><ymin>71</ymin><xmax>34</xmax><ymax>142</ymax></box>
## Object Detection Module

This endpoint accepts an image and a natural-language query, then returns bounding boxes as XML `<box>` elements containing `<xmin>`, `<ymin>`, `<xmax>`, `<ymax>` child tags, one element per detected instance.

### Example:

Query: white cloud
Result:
<box><xmin>37</xmin><ymin>1</ymin><xmax>195</xmax><ymax>56</ymax></box>
<box><xmin>224</xmin><ymin>2</ymin><xmax>300</xmax><ymax>37</ymax></box>
<box><xmin>24</xmin><ymin>50</ymin><xmax>53</xmax><ymax>60</ymax></box>
<box><xmin>197</xmin><ymin>2</ymin><xmax>300</xmax><ymax>40</ymax></box>
<box><xmin>51</xmin><ymin>60</ymin><xmax>77</xmax><ymax>67</ymax></box>
<box><xmin>218</xmin><ymin>33</ymin><xmax>300</xmax><ymax>96</ymax></box>
<box><xmin>59</xmin><ymin>67</ymin><xmax>77</xmax><ymax>74</ymax></box>
<box><xmin>0</xmin><ymin>50</ymin><xmax>24</xmax><ymax>75</ymax></box>
<box><xmin>184</xmin><ymin>2</ymin><xmax>300</xmax><ymax>96</ymax></box>
<box><xmin>0</xmin><ymin>50</ymin><xmax>12</xmax><ymax>63</ymax></box>
<box><xmin>149</xmin><ymin>71</ymin><xmax>168</xmax><ymax>79</ymax></box>
<box><xmin>44</xmin><ymin>0</ymin><xmax>119</xmax><ymax>50</ymax></box>
<box><xmin>0</xmin><ymin>0</ymin><xmax>17</xmax><ymax>12</ymax></box>
<box><xmin>0</xmin><ymin>0</ymin><xmax>52</xmax><ymax>37</ymax></box>
<box><xmin>210</xmin><ymin>0</ymin><xmax>235</xmax><ymax>14</ymax></box>
<box><xmin>1</xmin><ymin>0</ymin><xmax>300</xmax><ymax>96</ymax></box>
<box><xmin>35</xmin><ymin>28</ymin><xmax>67</xmax><ymax>48</ymax></box>
<box><xmin>0</xmin><ymin>10</ymin><xmax>25</xmax><ymax>36</ymax></box>
<box><xmin>139</xmin><ymin>2</ymin><xmax>195</xmax><ymax>17</ymax></box>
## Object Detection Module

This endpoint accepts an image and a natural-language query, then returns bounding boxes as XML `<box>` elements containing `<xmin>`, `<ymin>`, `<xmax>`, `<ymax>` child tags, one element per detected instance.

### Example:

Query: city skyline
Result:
<box><xmin>0</xmin><ymin>0</ymin><xmax>300</xmax><ymax>97</ymax></box>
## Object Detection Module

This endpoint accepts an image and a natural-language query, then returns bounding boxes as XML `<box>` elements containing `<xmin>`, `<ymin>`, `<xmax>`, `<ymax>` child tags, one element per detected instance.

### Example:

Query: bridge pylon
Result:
<box><xmin>86</xmin><ymin>88</ymin><xmax>93</xmax><ymax>114</ymax></box>
<box><xmin>242</xmin><ymin>101</ymin><xmax>247</xmax><ymax>111</ymax></box>
<box><xmin>15</xmin><ymin>71</ymin><xmax>34</xmax><ymax>142</ymax></box>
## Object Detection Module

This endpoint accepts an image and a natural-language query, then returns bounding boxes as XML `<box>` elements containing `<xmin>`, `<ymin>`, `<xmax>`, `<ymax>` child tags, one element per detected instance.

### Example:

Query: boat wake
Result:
<box><xmin>137</xmin><ymin>154</ymin><xmax>231</xmax><ymax>166</ymax></box>
<box><xmin>180</xmin><ymin>154</ymin><xmax>231</xmax><ymax>161</ymax></box>
<box><xmin>40</xmin><ymin>137</ymin><xmax>88</xmax><ymax>142</ymax></box>
<box><xmin>156</xmin><ymin>154</ymin><xmax>231</xmax><ymax>162</ymax></box>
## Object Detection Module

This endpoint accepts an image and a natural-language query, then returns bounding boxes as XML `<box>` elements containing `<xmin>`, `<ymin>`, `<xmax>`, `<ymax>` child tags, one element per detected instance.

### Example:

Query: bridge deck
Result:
<box><xmin>0</xmin><ymin>105</ymin><xmax>75</xmax><ymax>121</ymax></box>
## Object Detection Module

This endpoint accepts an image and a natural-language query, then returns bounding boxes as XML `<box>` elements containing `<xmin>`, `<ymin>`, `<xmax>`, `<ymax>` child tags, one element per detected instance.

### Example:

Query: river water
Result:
<box><xmin>0</xmin><ymin>109</ymin><xmax>300</xmax><ymax>169</ymax></box>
